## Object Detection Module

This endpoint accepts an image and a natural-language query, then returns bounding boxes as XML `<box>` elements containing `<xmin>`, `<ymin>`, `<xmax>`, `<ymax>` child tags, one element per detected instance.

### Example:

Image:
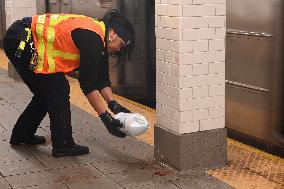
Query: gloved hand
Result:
<box><xmin>108</xmin><ymin>100</ymin><xmax>131</xmax><ymax>114</ymax></box>
<box><xmin>99</xmin><ymin>111</ymin><xmax>126</xmax><ymax>138</ymax></box>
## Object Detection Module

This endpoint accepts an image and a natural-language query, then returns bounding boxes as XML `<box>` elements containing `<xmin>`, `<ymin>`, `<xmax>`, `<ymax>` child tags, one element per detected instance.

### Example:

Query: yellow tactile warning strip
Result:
<box><xmin>1</xmin><ymin>49</ymin><xmax>284</xmax><ymax>189</ymax></box>
<box><xmin>208</xmin><ymin>139</ymin><xmax>284</xmax><ymax>189</ymax></box>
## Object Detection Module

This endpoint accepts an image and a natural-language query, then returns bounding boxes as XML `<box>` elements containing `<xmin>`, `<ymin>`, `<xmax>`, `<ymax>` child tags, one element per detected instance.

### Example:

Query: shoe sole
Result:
<box><xmin>52</xmin><ymin>151</ymin><xmax>89</xmax><ymax>158</ymax></box>
<box><xmin>10</xmin><ymin>142</ymin><xmax>47</xmax><ymax>146</ymax></box>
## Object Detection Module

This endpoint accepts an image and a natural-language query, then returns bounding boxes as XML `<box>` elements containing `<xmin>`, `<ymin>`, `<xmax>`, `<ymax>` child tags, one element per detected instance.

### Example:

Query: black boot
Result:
<box><xmin>10</xmin><ymin>135</ymin><xmax>46</xmax><ymax>145</ymax></box>
<box><xmin>52</xmin><ymin>144</ymin><xmax>89</xmax><ymax>158</ymax></box>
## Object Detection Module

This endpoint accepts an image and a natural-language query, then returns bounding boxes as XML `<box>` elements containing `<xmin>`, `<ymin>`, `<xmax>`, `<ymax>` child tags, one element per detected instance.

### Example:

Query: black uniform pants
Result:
<box><xmin>3</xmin><ymin>20</ymin><xmax>75</xmax><ymax>149</ymax></box>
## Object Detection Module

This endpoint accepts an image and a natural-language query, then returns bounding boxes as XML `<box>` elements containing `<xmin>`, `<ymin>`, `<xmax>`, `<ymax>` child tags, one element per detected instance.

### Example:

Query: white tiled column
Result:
<box><xmin>5</xmin><ymin>0</ymin><xmax>36</xmax><ymax>80</ymax></box>
<box><xmin>5</xmin><ymin>0</ymin><xmax>36</xmax><ymax>28</ymax></box>
<box><xmin>155</xmin><ymin>0</ymin><xmax>226</xmax><ymax>170</ymax></box>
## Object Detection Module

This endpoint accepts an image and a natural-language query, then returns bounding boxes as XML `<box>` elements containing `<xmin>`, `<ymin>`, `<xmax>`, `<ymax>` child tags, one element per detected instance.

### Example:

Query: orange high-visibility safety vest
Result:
<box><xmin>31</xmin><ymin>13</ymin><xmax>106</xmax><ymax>74</ymax></box>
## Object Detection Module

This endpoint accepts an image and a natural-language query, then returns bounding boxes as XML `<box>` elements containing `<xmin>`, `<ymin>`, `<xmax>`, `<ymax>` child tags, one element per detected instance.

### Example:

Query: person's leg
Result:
<box><xmin>3</xmin><ymin>20</ymin><xmax>48</xmax><ymax>144</ymax></box>
<box><xmin>37</xmin><ymin>73</ymin><xmax>89</xmax><ymax>157</ymax></box>
<box><xmin>10</xmin><ymin>95</ymin><xmax>48</xmax><ymax>144</ymax></box>
<box><xmin>37</xmin><ymin>73</ymin><xmax>73</xmax><ymax>147</ymax></box>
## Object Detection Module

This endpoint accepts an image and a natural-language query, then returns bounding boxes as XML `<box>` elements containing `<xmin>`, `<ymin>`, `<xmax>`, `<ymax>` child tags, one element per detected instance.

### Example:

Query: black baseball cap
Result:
<box><xmin>111</xmin><ymin>22</ymin><xmax>131</xmax><ymax>46</ymax></box>
<box><xmin>103</xmin><ymin>9</ymin><xmax>135</xmax><ymax>59</ymax></box>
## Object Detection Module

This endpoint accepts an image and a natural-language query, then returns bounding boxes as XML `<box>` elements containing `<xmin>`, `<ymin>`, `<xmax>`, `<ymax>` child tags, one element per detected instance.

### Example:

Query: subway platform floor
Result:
<box><xmin>0</xmin><ymin>49</ymin><xmax>283</xmax><ymax>189</ymax></box>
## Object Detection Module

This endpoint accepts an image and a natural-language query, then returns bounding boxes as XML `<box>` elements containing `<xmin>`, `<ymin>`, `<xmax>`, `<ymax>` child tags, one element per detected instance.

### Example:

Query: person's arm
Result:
<box><xmin>100</xmin><ymin>87</ymin><xmax>115</xmax><ymax>103</ymax></box>
<box><xmin>86</xmin><ymin>90</ymin><xmax>106</xmax><ymax>115</ymax></box>
<box><xmin>71</xmin><ymin>28</ymin><xmax>126</xmax><ymax>138</ymax></box>
<box><xmin>95</xmin><ymin>44</ymin><xmax>131</xmax><ymax>114</ymax></box>
<box><xmin>71</xmin><ymin>29</ymin><xmax>107</xmax><ymax>114</ymax></box>
<box><xmin>99</xmin><ymin>86</ymin><xmax>131</xmax><ymax>114</ymax></box>
<box><xmin>96</xmin><ymin>53</ymin><xmax>114</xmax><ymax>103</ymax></box>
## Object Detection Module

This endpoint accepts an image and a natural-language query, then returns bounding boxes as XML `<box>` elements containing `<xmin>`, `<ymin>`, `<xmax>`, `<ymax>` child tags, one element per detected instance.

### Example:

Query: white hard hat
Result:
<box><xmin>114</xmin><ymin>112</ymin><xmax>150</xmax><ymax>136</ymax></box>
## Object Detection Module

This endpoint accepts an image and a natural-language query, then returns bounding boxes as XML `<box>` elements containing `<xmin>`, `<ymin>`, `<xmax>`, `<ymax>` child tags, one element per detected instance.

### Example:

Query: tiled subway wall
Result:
<box><xmin>155</xmin><ymin>0</ymin><xmax>226</xmax><ymax>134</ymax></box>
<box><xmin>5</xmin><ymin>0</ymin><xmax>36</xmax><ymax>28</ymax></box>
